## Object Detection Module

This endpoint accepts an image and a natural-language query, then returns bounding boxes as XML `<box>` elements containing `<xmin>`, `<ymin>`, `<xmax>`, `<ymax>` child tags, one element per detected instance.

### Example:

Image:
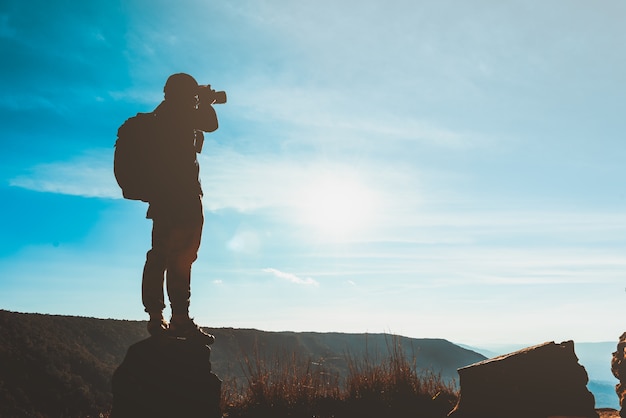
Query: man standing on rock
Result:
<box><xmin>141</xmin><ymin>73</ymin><xmax>221</xmax><ymax>344</ymax></box>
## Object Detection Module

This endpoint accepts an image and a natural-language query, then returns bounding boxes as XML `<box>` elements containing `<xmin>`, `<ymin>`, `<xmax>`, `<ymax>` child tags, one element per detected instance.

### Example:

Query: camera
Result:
<box><xmin>198</xmin><ymin>85</ymin><xmax>227</xmax><ymax>104</ymax></box>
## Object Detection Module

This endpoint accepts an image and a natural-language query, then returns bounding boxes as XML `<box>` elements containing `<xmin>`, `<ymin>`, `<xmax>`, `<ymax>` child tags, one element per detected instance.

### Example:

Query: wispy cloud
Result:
<box><xmin>9</xmin><ymin>150</ymin><xmax>120</xmax><ymax>198</ymax></box>
<box><xmin>262</xmin><ymin>268</ymin><xmax>319</xmax><ymax>287</ymax></box>
<box><xmin>11</xmin><ymin>143</ymin><xmax>626</xmax><ymax>252</ymax></box>
<box><xmin>6</xmin><ymin>141</ymin><xmax>418</xmax><ymax>226</ymax></box>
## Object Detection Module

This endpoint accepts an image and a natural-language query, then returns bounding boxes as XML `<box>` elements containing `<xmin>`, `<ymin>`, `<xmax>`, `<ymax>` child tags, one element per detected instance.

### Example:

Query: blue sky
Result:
<box><xmin>1</xmin><ymin>0</ymin><xmax>626</xmax><ymax>346</ymax></box>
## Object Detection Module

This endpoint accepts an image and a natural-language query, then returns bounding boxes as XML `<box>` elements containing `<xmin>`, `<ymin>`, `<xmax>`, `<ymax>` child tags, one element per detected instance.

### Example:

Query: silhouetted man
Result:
<box><xmin>142</xmin><ymin>73</ymin><xmax>219</xmax><ymax>344</ymax></box>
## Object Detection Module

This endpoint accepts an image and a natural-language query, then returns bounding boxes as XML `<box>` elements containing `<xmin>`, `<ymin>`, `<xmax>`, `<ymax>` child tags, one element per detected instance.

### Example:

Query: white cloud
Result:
<box><xmin>262</xmin><ymin>267</ymin><xmax>319</xmax><ymax>287</ymax></box>
<box><xmin>9</xmin><ymin>150</ymin><xmax>120</xmax><ymax>198</ymax></box>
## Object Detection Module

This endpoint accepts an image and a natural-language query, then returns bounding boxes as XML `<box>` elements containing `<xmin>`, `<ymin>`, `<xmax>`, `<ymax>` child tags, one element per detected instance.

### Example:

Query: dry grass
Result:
<box><xmin>597</xmin><ymin>409</ymin><xmax>620</xmax><ymax>418</ymax></box>
<box><xmin>221</xmin><ymin>336</ymin><xmax>458</xmax><ymax>418</ymax></box>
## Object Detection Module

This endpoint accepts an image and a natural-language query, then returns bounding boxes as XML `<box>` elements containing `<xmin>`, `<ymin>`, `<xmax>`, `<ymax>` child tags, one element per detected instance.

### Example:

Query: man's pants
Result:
<box><xmin>142</xmin><ymin>197</ymin><xmax>204</xmax><ymax>316</ymax></box>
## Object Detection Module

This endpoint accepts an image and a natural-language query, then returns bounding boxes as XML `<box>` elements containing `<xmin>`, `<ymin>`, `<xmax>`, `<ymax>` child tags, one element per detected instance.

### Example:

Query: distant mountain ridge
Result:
<box><xmin>0</xmin><ymin>309</ymin><xmax>486</xmax><ymax>417</ymax></box>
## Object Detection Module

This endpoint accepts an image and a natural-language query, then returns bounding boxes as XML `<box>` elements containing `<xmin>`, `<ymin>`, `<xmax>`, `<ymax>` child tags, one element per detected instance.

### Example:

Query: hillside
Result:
<box><xmin>209</xmin><ymin>327</ymin><xmax>486</xmax><ymax>385</ymax></box>
<box><xmin>0</xmin><ymin>310</ymin><xmax>486</xmax><ymax>417</ymax></box>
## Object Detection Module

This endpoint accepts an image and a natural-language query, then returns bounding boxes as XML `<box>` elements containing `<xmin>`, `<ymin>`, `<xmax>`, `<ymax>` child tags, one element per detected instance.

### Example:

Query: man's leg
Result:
<box><xmin>142</xmin><ymin>216</ymin><xmax>169</xmax><ymax>334</ymax></box>
<box><xmin>166</xmin><ymin>196</ymin><xmax>214</xmax><ymax>343</ymax></box>
<box><xmin>166</xmin><ymin>197</ymin><xmax>203</xmax><ymax>318</ymax></box>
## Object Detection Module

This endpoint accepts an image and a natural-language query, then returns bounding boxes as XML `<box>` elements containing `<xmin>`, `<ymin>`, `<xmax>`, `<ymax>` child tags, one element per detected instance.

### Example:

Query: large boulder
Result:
<box><xmin>448</xmin><ymin>341</ymin><xmax>597</xmax><ymax>418</ymax></box>
<box><xmin>112</xmin><ymin>337</ymin><xmax>221</xmax><ymax>418</ymax></box>
<box><xmin>611</xmin><ymin>332</ymin><xmax>626</xmax><ymax>417</ymax></box>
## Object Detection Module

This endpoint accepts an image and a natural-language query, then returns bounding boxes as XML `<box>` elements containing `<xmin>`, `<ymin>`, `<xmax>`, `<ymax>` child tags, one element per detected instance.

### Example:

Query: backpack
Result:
<box><xmin>114</xmin><ymin>112</ymin><xmax>160</xmax><ymax>202</ymax></box>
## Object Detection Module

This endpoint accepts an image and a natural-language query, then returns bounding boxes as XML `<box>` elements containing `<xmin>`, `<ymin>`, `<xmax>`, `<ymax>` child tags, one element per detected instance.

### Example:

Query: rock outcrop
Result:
<box><xmin>112</xmin><ymin>337</ymin><xmax>221</xmax><ymax>418</ymax></box>
<box><xmin>448</xmin><ymin>340</ymin><xmax>597</xmax><ymax>418</ymax></box>
<box><xmin>611</xmin><ymin>332</ymin><xmax>626</xmax><ymax>417</ymax></box>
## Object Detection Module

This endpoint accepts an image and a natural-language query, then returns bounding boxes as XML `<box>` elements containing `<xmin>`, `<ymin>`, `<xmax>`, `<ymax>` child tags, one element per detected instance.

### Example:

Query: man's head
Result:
<box><xmin>163</xmin><ymin>73</ymin><xmax>199</xmax><ymax>105</ymax></box>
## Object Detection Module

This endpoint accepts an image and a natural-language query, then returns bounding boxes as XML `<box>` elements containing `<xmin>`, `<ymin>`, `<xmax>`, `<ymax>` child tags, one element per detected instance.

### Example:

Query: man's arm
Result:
<box><xmin>195</xmin><ymin>90</ymin><xmax>219</xmax><ymax>132</ymax></box>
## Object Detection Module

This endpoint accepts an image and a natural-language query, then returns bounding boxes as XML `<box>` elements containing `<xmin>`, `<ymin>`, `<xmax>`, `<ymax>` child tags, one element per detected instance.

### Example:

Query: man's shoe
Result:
<box><xmin>168</xmin><ymin>318</ymin><xmax>215</xmax><ymax>345</ymax></box>
<box><xmin>147</xmin><ymin>315</ymin><xmax>169</xmax><ymax>336</ymax></box>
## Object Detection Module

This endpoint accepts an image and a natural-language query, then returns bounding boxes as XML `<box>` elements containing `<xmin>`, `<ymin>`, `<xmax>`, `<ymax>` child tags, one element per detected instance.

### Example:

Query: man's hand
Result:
<box><xmin>198</xmin><ymin>85</ymin><xmax>217</xmax><ymax>105</ymax></box>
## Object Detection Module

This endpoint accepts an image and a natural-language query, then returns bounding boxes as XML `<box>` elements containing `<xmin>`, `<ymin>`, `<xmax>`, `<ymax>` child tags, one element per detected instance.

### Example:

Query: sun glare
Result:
<box><xmin>295</xmin><ymin>173</ymin><xmax>378</xmax><ymax>240</ymax></box>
